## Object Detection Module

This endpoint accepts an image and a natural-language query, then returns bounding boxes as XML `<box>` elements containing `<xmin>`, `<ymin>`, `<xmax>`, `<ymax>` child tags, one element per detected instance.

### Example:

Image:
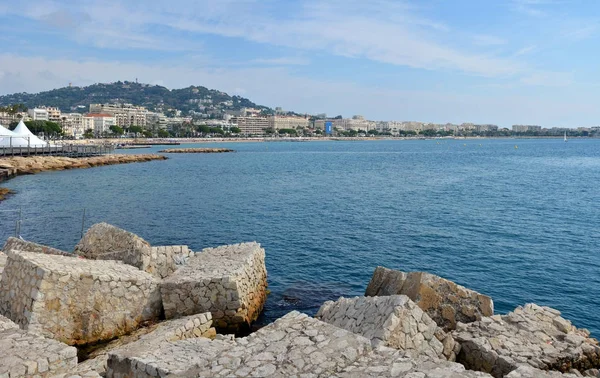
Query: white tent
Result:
<box><xmin>9</xmin><ymin>120</ymin><xmax>48</xmax><ymax>147</ymax></box>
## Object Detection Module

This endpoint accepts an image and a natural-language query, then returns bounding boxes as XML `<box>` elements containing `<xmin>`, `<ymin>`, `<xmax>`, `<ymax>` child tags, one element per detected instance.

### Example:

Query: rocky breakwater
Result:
<box><xmin>0</xmin><ymin>154</ymin><xmax>166</xmax><ymax>184</ymax></box>
<box><xmin>316</xmin><ymin>295</ymin><xmax>460</xmax><ymax>361</ymax></box>
<box><xmin>75</xmin><ymin>222</ymin><xmax>195</xmax><ymax>279</ymax></box>
<box><xmin>366</xmin><ymin>266</ymin><xmax>494</xmax><ymax>331</ymax></box>
<box><xmin>161</xmin><ymin>242</ymin><xmax>268</xmax><ymax>332</ymax></box>
<box><xmin>453</xmin><ymin>303</ymin><xmax>600</xmax><ymax>377</ymax></box>
<box><xmin>0</xmin><ymin>250</ymin><xmax>162</xmax><ymax>346</ymax></box>
<box><xmin>158</xmin><ymin>147</ymin><xmax>234</xmax><ymax>153</ymax></box>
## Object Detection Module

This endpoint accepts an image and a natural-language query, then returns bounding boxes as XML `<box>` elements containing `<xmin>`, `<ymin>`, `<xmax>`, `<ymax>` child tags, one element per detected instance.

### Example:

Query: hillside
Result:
<box><xmin>0</xmin><ymin>81</ymin><xmax>271</xmax><ymax>116</ymax></box>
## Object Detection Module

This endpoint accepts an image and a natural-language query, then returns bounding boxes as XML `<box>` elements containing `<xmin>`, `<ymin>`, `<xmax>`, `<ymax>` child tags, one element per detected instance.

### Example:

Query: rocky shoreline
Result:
<box><xmin>0</xmin><ymin>154</ymin><xmax>167</xmax><ymax>202</ymax></box>
<box><xmin>158</xmin><ymin>147</ymin><xmax>235</xmax><ymax>153</ymax></box>
<box><xmin>0</xmin><ymin>224</ymin><xmax>597</xmax><ymax>377</ymax></box>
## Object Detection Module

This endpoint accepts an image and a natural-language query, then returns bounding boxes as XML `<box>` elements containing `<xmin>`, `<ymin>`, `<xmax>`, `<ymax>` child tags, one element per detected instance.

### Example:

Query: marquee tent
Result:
<box><xmin>7</xmin><ymin>121</ymin><xmax>48</xmax><ymax>147</ymax></box>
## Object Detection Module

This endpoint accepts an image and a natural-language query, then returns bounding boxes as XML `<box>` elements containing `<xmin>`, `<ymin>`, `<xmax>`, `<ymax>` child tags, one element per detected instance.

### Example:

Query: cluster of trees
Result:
<box><xmin>0</xmin><ymin>104</ymin><xmax>27</xmax><ymax>115</ymax></box>
<box><xmin>8</xmin><ymin>120</ymin><xmax>63</xmax><ymax>138</ymax></box>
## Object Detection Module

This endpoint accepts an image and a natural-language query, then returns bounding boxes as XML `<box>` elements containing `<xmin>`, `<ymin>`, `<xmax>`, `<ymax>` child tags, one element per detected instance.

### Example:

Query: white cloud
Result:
<box><xmin>472</xmin><ymin>35</ymin><xmax>507</xmax><ymax>46</ymax></box>
<box><xmin>4</xmin><ymin>0</ymin><xmax>524</xmax><ymax>77</ymax></box>
<box><xmin>252</xmin><ymin>57</ymin><xmax>311</xmax><ymax>66</ymax></box>
<box><xmin>0</xmin><ymin>54</ymin><xmax>596</xmax><ymax>127</ymax></box>
<box><xmin>520</xmin><ymin>71</ymin><xmax>574</xmax><ymax>86</ymax></box>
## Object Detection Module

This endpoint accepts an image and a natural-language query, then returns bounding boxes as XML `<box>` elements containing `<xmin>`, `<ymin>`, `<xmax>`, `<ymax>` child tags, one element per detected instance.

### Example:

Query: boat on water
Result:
<box><xmin>564</xmin><ymin>131</ymin><xmax>568</xmax><ymax>142</ymax></box>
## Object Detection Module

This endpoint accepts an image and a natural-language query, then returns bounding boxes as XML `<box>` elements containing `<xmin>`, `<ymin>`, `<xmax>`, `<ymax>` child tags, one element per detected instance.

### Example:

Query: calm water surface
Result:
<box><xmin>1</xmin><ymin>139</ymin><xmax>599</xmax><ymax>335</ymax></box>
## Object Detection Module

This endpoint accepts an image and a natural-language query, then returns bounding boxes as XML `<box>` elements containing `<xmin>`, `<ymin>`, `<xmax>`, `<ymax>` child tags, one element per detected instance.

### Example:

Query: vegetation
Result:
<box><xmin>0</xmin><ymin>104</ymin><xmax>27</xmax><ymax>114</ymax></box>
<box><xmin>83</xmin><ymin>129</ymin><xmax>94</xmax><ymax>139</ymax></box>
<box><xmin>109</xmin><ymin>125</ymin><xmax>124</xmax><ymax>135</ymax></box>
<box><xmin>8</xmin><ymin>120</ymin><xmax>62</xmax><ymax>137</ymax></box>
<box><xmin>0</xmin><ymin>81</ymin><xmax>271</xmax><ymax>117</ymax></box>
<box><xmin>230</xmin><ymin>127</ymin><xmax>241</xmax><ymax>134</ymax></box>
<box><xmin>278</xmin><ymin>128</ymin><xmax>297</xmax><ymax>135</ymax></box>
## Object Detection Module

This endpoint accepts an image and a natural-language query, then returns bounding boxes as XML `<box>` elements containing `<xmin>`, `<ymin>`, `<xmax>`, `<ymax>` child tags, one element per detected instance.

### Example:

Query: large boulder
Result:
<box><xmin>366</xmin><ymin>266</ymin><xmax>493</xmax><ymax>331</ymax></box>
<box><xmin>160</xmin><ymin>242</ymin><xmax>267</xmax><ymax>331</ymax></box>
<box><xmin>333</xmin><ymin>346</ymin><xmax>493</xmax><ymax>378</ymax></box>
<box><xmin>316</xmin><ymin>295</ymin><xmax>459</xmax><ymax>361</ymax></box>
<box><xmin>0</xmin><ymin>251</ymin><xmax>6</xmax><ymax>279</ymax></box>
<box><xmin>453</xmin><ymin>303</ymin><xmax>600</xmax><ymax>377</ymax></box>
<box><xmin>82</xmin><ymin>312</ymin><xmax>215</xmax><ymax>377</ymax></box>
<box><xmin>0</xmin><ymin>327</ymin><xmax>78</xmax><ymax>377</ymax></box>
<box><xmin>74</xmin><ymin>222</ymin><xmax>152</xmax><ymax>272</ymax></box>
<box><xmin>505</xmin><ymin>366</ymin><xmax>580</xmax><ymax>378</ymax></box>
<box><xmin>149</xmin><ymin>245</ymin><xmax>195</xmax><ymax>278</ymax></box>
<box><xmin>3</xmin><ymin>236</ymin><xmax>72</xmax><ymax>257</ymax></box>
<box><xmin>0</xmin><ymin>250</ymin><xmax>162</xmax><ymax>345</ymax></box>
<box><xmin>108</xmin><ymin>311</ymin><xmax>373</xmax><ymax>377</ymax></box>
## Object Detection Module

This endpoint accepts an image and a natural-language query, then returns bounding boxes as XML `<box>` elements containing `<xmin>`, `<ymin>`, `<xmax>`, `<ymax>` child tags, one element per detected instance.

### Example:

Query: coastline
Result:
<box><xmin>59</xmin><ymin>135</ymin><xmax>597</xmax><ymax>145</ymax></box>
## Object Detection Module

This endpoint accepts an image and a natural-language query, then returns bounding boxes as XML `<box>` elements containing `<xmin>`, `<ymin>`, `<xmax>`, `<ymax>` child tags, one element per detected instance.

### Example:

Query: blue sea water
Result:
<box><xmin>1</xmin><ymin>139</ymin><xmax>599</xmax><ymax>335</ymax></box>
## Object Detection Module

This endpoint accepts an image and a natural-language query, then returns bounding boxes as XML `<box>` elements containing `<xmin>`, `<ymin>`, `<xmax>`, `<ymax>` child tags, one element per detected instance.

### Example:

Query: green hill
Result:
<box><xmin>0</xmin><ymin>81</ymin><xmax>271</xmax><ymax>115</ymax></box>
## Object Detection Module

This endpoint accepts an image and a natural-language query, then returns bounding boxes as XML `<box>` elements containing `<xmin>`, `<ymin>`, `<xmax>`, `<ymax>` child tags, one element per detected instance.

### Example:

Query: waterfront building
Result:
<box><xmin>230</xmin><ymin>116</ymin><xmax>269</xmax><ymax>135</ymax></box>
<box><xmin>90</xmin><ymin>103</ymin><xmax>148</xmax><ymax>130</ymax></box>
<box><xmin>27</xmin><ymin>108</ymin><xmax>49</xmax><ymax>121</ymax></box>
<box><xmin>43</xmin><ymin>107</ymin><xmax>62</xmax><ymax>123</ymax></box>
<box><xmin>268</xmin><ymin>116</ymin><xmax>309</xmax><ymax>131</ymax></box>
<box><xmin>83</xmin><ymin>113</ymin><xmax>116</xmax><ymax>137</ymax></box>
<box><xmin>512</xmin><ymin>125</ymin><xmax>542</xmax><ymax>133</ymax></box>
<box><xmin>60</xmin><ymin>113</ymin><xmax>85</xmax><ymax>139</ymax></box>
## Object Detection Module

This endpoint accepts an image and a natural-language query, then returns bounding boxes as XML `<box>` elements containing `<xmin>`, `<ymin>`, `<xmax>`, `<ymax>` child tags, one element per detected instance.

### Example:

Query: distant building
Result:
<box><xmin>61</xmin><ymin>113</ymin><xmax>84</xmax><ymax>139</ymax></box>
<box><xmin>512</xmin><ymin>125</ymin><xmax>542</xmax><ymax>133</ymax></box>
<box><xmin>43</xmin><ymin>107</ymin><xmax>62</xmax><ymax>123</ymax></box>
<box><xmin>268</xmin><ymin>116</ymin><xmax>309</xmax><ymax>131</ymax></box>
<box><xmin>230</xmin><ymin>116</ymin><xmax>269</xmax><ymax>135</ymax></box>
<box><xmin>83</xmin><ymin>113</ymin><xmax>116</xmax><ymax>137</ymax></box>
<box><xmin>90</xmin><ymin>103</ymin><xmax>148</xmax><ymax>129</ymax></box>
<box><xmin>27</xmin><ymin>108</ymin><xmax>49</xmax><ymax>121</ymax></box>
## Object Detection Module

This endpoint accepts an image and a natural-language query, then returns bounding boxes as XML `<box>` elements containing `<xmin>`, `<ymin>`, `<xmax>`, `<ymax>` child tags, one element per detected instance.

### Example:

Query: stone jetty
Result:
<box><xmin>366</xmin><ymin>266</ymin><xmax>494</xmax><ymax>331</ymax></box>
<box><xmin>316</xmin><ymin>295</ymin><xmax>459</xmax><ymax>361</ymax></box>
<box><xmin>0</xmin><ymin>154</ymin><xmax>166</xmax><ymax>176</ymax></box>
<box><xmin>158</xmin><ymin>147</ymin><xmax>234</xmax><ymax>153</ymax></box>
<box><xmin>0</xmin><ymin>250</ymin><xmax>162</xmax><ymax>345</ymax></box>
<box><xmin>161</xmin><ymin>242</ymin><xmax>268</xmax><ymax>331</ymax></box>
<box><xmin>0</xmin><ymin>228</ymin><xmax>598</xmax><ymax>377</ymax></box>
<box><xmin>0</xmin><ymin>187</ymin><xmax>13</xmax><ymax>200</ymax></box>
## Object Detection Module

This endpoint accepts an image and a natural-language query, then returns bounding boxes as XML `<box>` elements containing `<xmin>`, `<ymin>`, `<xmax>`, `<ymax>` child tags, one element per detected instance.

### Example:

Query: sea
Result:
<box><xmin>1</xmin><ymin>138</ymin><xmax>599</xmax><ymax>336</ymax></box>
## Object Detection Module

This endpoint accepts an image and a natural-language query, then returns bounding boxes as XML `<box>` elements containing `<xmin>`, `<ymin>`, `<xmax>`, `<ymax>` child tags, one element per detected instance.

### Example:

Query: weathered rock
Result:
<box><xmin>0</xmin><ymin>327</ymin><xmax>78</xmax><ymax>377</ymax></box>
<box><xmin>150</xmin><ymin>245</ymin><xmax>195</xmax><ymax>278</ymax></box>
<box><xmin>316</xmin><ymin>295</ymin><xmax>459</xmax><ymax>361</ymax></box>
<box><xmin>0</xmin><ymin>313</ymin><xmax>18</xmax><ymax>332</ymax></box>
<box><xmin>3</xmin><ymin>236</ymin><xmax>72</xmax><ymax>257</ymax></box>
<box><xmin>74</xmin><ymin>222</ymin><xmax>153</xmax><ymax>271</ymax></box>
<box><xmin>0</xmin><ymin>251</ymin><xmax>6</xmax><ymax>279</ymax></box>
<box><xmin>161</xmin><ymin>242</ymin><xmax>267</xmax><ymax>331</ymax></box>
<box><xmin>366</xmin><ymin>266</ymin><xmax>494</xmax><ymax>331</ymax></box>
<box><xmin>453</xmin><ymin>303</ymin><xmax>600</xmax><ymax>377</ymax></box>
<box><xmin>0</xmin><ymin>250</ymin><xmax>162</xmax><ymax>345</ymax></box>
<box><xmin>505</xmin><ymin>366</ymin><xmax>580</xmax><ymax>377</ymax></box>
<box><xmin>108</xmin><ymin>311</ymin><xmax>373</xmax><ymax>377</ymax></box>
<box><xmin>83</xmin><ymin>313</ymin><xmax>215</xmax><ymax>377</ymax></box>
<box><xmin>333</xmin><ymin>346</ymin><xmax>493</xmax><ymax>377</ymax></box>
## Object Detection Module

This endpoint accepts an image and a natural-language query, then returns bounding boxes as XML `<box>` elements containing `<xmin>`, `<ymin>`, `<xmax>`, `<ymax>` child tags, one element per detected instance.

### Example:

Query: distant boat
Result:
<box><xmin>564</xmin><ymin>131</ymin><xmax>568</xmax><ymax>142</ymax></box>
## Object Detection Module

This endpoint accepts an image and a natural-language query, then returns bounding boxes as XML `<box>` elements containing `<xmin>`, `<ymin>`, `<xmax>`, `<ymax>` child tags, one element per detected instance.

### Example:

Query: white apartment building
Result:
<box><xmin>61</xmin><ymin>113</ymin><xmax>84</xmax><ymax>139</ymax></box>
<box><xmin>268</xmin><ymin>116</ymin><xmax>309</xmax><ymax>130</ymax></box>
<box><xmin>27</xmin><ymin>108</ymin><xmax>49</xmax><ymax>121</ymax></box>
<box><xmin>83</xmin><ymin>113</ymin><xmax>116</xmax><ymax>137</ymax></box>
<box><xmin>230</xmin><ymin>116</ymin><xmax>269</xmax><ymax>135</ymax></box>
<box><xmin>42</xmin><ymin>107</ymin><xmax>62</xmax><ymax>122</ymax></box>
<box><xmin>89</xmin><ymin>103</ymin><xmax>148</xmax><ymax>129</ymax></box>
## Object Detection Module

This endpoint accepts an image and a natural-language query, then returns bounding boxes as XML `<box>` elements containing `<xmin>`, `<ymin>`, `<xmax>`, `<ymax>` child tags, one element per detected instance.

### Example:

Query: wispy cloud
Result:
<box><xmin>472</xmin><ymin>35</ymin><xmax>507</xmax><ymax>46</ymax></box>
<box><xmin>252</xmin><ymin>57</ymin><xmax>311</xmax><ymax>66</ymax></box>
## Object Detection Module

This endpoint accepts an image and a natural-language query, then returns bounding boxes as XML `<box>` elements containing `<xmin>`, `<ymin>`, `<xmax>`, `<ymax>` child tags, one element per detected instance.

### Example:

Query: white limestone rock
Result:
<box><xmin>333</xmin><ymin>346</ymin><xmax>493</xmax><ymax>377</ymax></box>
<box><xmin>160</xmin><ymin>242</ymin><xmax>267</xmax><ymax>331</ymax></box>
<box><xmin>2</xmin><ymin>236</ymin><xmax>72</xmax><ymax>257</ymax></box>
<box><xmin>107</xmin><ymin>311</ymin><xmax>373</xmax><ymax>377</ymax></box>
<box><xmin>506</xmin><ymin>366</ymin><xmax>580</xmax><ymax>378</ymax></box>
<box><xmin>74</xmin><ymin>222</ymin><xmax>152</xmax><ymax>271</ymax></box>
<box><xmin>0</xmin><ymin>327</ymin><xmax>77</xmax><ymax>377</ymax></box>
<box><xmin>0</xmin><ymin>251</ymin><xmax>6</xmax><ymax>280</ymax></box>
<box><xmin>150</xmin><ymin>245</ymin><xmax>195</xmax><ymax>278</ymax></box>
<box><xmin>316</xmin><ymin>295</ymin><xmax>460</xmax><ymax>361</ymax></box>
<box><xmin>453</xmin><ymin>303</ymin><xmax>600</xmax><ymax>377</ymax></box>
<box><xmin>0</xmin><ymin>250</ymin><xmax>162</xmax><ymax>345</ymax></box>
<box><xmin>366</xmin><ymin>266</ymin><xmax>494</xmax><ymax>331</ymax></box>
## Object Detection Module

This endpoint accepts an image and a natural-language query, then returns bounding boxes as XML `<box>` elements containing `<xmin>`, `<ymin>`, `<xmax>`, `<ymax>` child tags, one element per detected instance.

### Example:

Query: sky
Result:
<box><xmin>0</xmin><ymin>0</ymin><xmax>599</xmax><ymax>127</ymax></box>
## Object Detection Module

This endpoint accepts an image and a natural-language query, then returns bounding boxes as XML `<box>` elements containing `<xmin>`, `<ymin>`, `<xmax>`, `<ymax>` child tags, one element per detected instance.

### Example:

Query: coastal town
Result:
<box><xmin>1</xmin><ymin>82</ymin><xmax>600</xmax><ymax>139</ymax></box>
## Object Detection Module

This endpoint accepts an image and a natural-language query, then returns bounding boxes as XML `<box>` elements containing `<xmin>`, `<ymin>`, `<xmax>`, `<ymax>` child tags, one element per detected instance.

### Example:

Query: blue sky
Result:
<box><xmin>0</xmin><ymin>0</ymin><xmax>599</xmax><ymax>127</ymax></box>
